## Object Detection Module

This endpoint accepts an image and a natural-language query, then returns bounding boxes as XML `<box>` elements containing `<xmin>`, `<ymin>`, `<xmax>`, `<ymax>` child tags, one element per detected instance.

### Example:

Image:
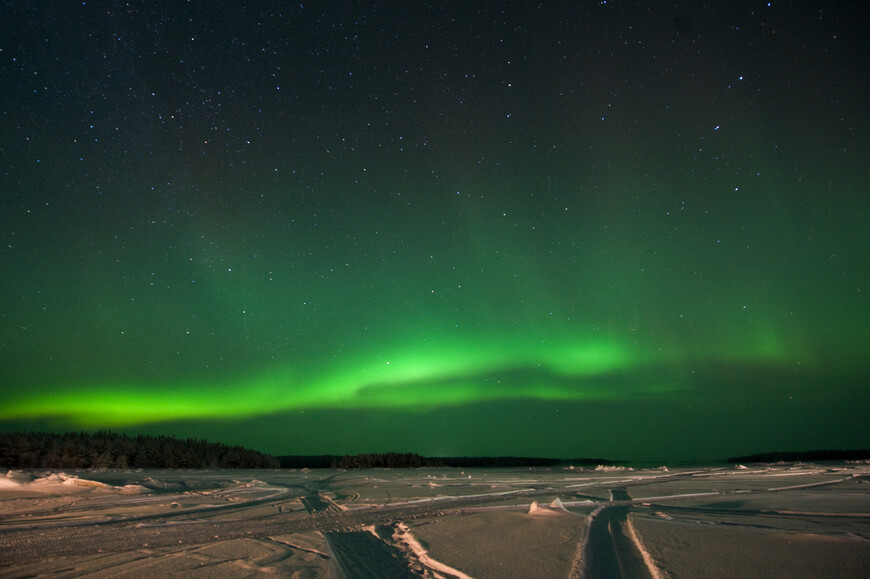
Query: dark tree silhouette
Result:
<box><xmin>728</xmin><ymin>449</ymin><xmax>870</xmax><ymax>464</ymax></box>
<box><xmin>0</xmin><ymin>431</ymin><xmax>279</xmax><ymax>469</ymax></box>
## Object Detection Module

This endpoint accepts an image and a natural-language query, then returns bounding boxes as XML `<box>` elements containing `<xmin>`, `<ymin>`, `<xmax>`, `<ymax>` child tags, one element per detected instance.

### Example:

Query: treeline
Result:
<box><xmin>280</xmin><ymin>455</ymin><xmax>341</xmax><ymax>469</ymax></box>
<box><xmin>278</xmin><ymin>454</ymin><xmax>600</xmax><ymax>469</ymax></box>
<box><xmin>330</xmin><ymin>453</ymin><xmax>440</xmax><ymax>469</ymax></box>
<box><xmin>437</xmin><ymin>456</ymin><xmax>562</xmax><ymax>468</ymax></box>
<box><xmin>0</xmin><ymin>431</ymin><xmax>279</xmax><ymax>469</ymax></box>
<box><xmin>728</xmin><ymin>449</ymin><xmax>870</xmax><ymax>464</ymax></box>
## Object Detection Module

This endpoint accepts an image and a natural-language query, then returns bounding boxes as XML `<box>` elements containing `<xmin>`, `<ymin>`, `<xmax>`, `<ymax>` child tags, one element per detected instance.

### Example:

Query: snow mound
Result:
<box><xmin>528</xmin><ymin>498</ymin><xmax>572</xmax><ymax>516</ymax></box>
<box><xmin>0</xmin><ymin>470</ymin><xmax>32</xmax><ymax>489</ymax></box>
<box><xmin>0</xmin><ymin>470</ymin><xmax>151</xmax><ymax>494</ymax></box>
<box><xmin>549</xmin><ymin>497</ymin><xmax>570</xmax><ymax>512</ymax></box>
<box><xmin>120</xmin><ymin>484</ymin><xmax>151</xmax><ymax>494</ymax></box>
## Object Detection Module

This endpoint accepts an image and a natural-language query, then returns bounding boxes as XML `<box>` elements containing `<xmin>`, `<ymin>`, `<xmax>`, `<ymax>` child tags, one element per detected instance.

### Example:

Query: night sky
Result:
<box><xmin>1</xmin><ymin>2</ymin><xmax>868</xmax><ymax>462</ymax></box>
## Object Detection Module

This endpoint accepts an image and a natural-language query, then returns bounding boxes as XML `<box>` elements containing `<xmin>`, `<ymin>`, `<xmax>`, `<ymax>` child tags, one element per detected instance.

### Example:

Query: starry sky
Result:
<box><xmin>1</xmin><ymin>1</ymin><xmax>868</xmax><ymax>462</ymax></box>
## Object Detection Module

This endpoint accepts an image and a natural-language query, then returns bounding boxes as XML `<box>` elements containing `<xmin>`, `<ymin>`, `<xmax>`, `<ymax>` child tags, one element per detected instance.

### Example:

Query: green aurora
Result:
<box><xmin>1</xmin><ymin>2</ymin><xmax>868</xmax><ymax>462</ymax></box>
<box><xmin>0</xmin><ymin>332</ymin><xmax>773</xmax><ymax>426</ymax></box>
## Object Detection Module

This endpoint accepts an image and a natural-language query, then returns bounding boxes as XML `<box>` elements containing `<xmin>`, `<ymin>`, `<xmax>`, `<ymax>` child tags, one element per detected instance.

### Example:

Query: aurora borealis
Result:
<box><xmin>1</xmin><ymin>2</ymin><xmax>868</xmax><ymax>462</ymax></box>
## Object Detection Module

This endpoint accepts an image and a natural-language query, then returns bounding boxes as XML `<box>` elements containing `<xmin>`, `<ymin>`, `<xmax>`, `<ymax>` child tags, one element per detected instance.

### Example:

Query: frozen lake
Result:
<box><xmin>1</xmin><ymin>463</ymin><xmax>869</xmax><ymax>577</ymax></box>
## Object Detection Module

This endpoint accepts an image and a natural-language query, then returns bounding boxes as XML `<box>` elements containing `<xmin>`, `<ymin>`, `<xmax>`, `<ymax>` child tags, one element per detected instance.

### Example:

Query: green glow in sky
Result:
<box><xmin>0</xmin><ymin>327</ymin><xmax>812</xmax><ymax>428</ymax></box>
<box><xmin>1</xmin><ymin>335</ymin><xmax>635</xmax><ymax>424</ymax></box>
<box><xmin>1</xmin><ymin>3</ymin><xmax>868</xmax><ymax>461</ymax></box>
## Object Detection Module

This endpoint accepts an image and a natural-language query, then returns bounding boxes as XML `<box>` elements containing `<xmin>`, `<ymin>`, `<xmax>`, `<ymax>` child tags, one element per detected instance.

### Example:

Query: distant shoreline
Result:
<box><xmin>726</xmin><ymin>449</ymin><xmax>870</xmax><ymax>464</ymax></box>
<box><xmin>3</xmin><ymin>430</ymin><xmax>869</xmax><ymax>470</ymax></box>
<box><xmin>278</xmin><ymin>453</ymin><xmax>623</xmax><ymax>469</ymax></box>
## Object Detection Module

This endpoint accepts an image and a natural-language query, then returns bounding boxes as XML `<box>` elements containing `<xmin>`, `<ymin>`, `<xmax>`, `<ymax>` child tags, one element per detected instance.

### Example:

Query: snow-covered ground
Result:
<box><xmin>1</xmin><ymin>463</ymin><xmax>868</xmax><ymax>577</ymax></box>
